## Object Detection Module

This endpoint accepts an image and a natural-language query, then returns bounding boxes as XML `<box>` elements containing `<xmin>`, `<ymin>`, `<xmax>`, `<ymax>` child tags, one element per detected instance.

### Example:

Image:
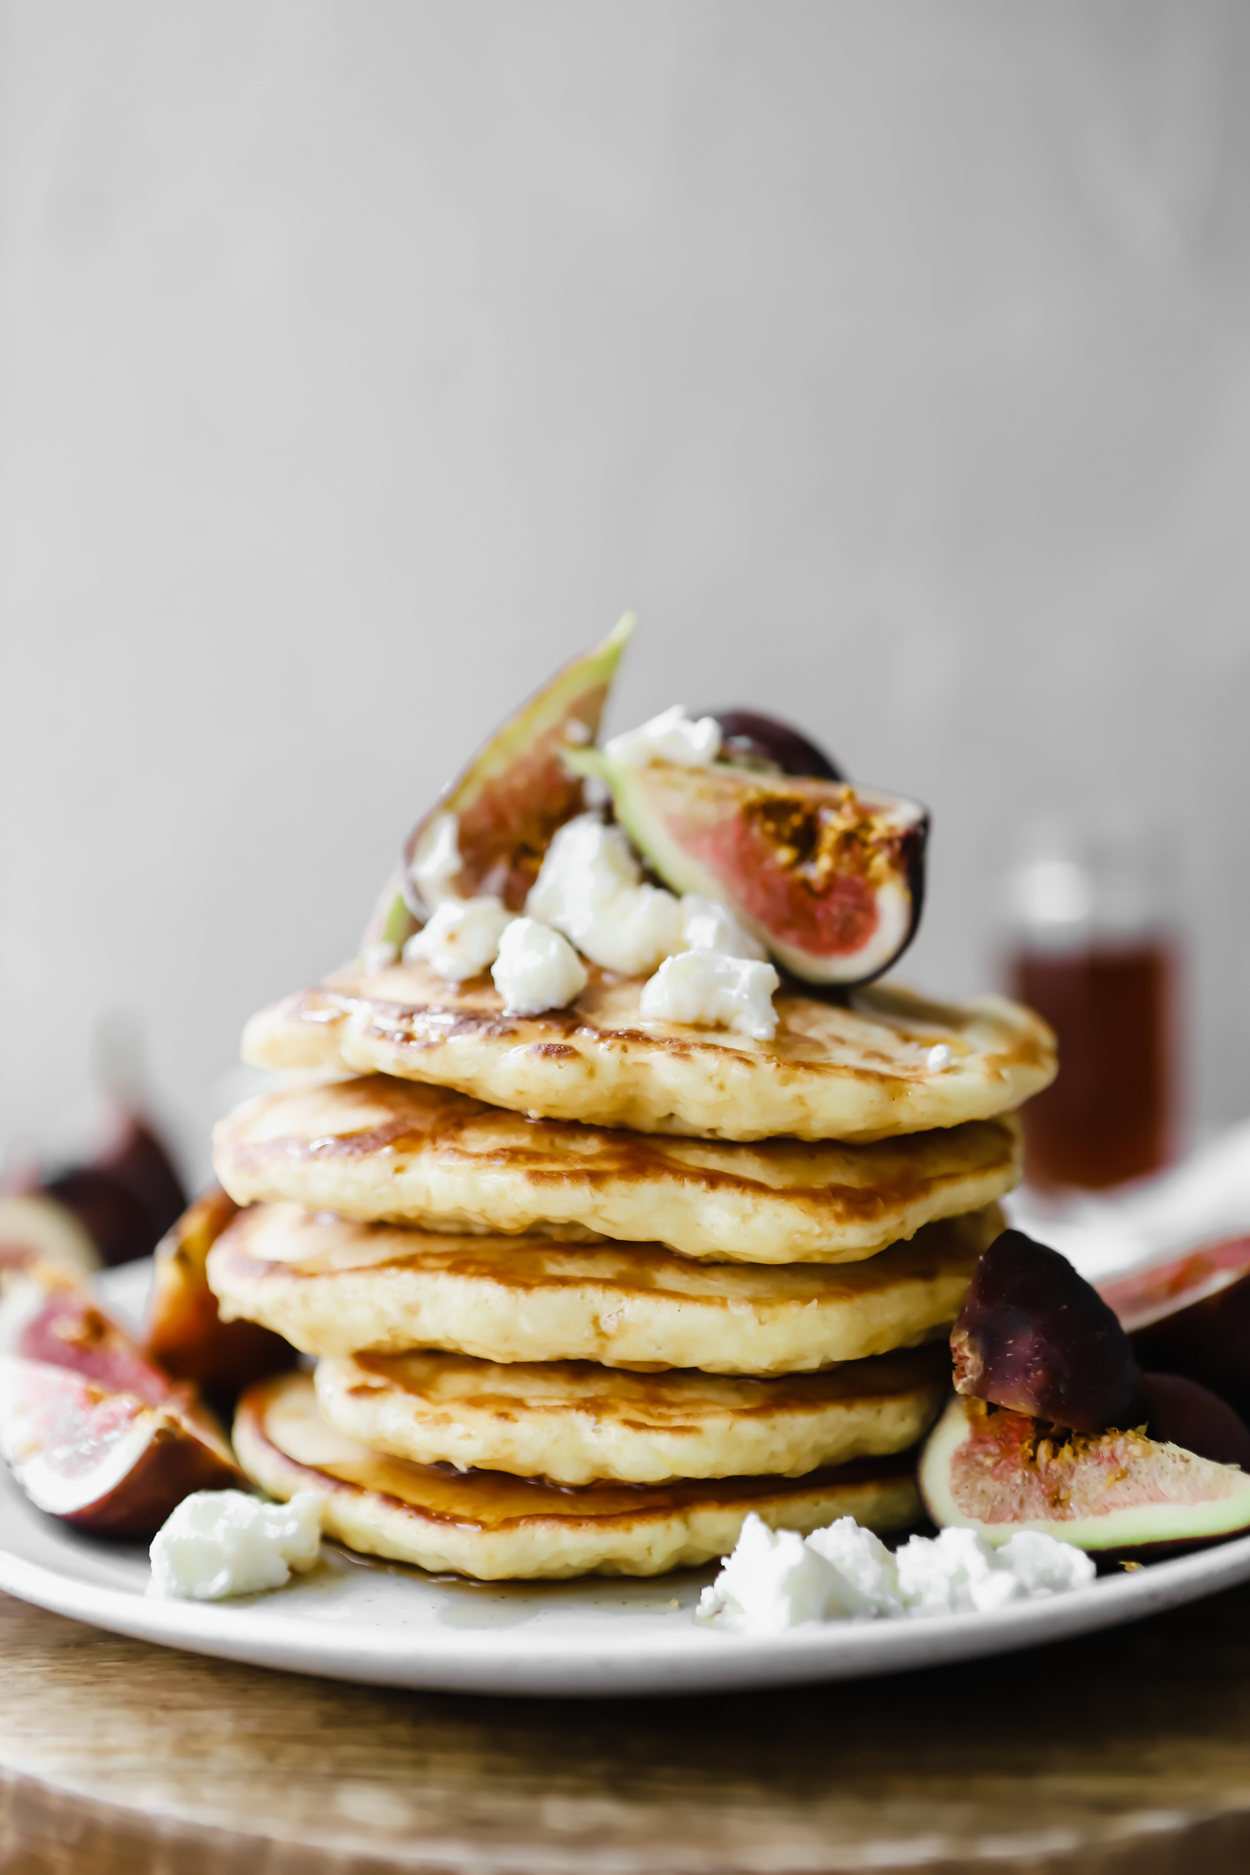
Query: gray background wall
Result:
<box><xmin>2</xmin><ymin>0</ymin><xmax>1248</xmax><ymax>1182</ymax></box>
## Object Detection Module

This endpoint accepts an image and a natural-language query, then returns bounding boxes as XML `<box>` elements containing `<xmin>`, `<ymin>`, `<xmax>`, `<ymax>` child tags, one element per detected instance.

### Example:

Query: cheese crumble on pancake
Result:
<box><xmin>242</xmin><ymin>964</ymin><xmax>1054</xmax><ymax>1143</ymax></box>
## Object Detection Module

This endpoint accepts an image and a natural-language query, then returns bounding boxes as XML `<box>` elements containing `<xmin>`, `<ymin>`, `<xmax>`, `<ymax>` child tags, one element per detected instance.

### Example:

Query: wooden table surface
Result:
<box><xmin>4</xmin><ymin>1580</ymin><xmax>1250</xmax><ymax>1875</ymax></box>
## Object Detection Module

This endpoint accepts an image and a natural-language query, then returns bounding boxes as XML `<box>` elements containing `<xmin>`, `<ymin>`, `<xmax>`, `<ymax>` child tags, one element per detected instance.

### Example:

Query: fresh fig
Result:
<box><xmin>952</xmin><ymin>1230</ymin><xmax>1144</xmax><ymax>1435</ymax></box>
<box><xmin>0</xmin><ymin>1194</ymin><xmax>99</xmax><ymax>1279</ymax></box>
<box><xmin>364</xmin><ymin>615</ymin><xmax>635</xmax><ymax>950</ymax></box>
<box><xmin>145</xmin><ymin>1187</ymin><xmax>296</xmax><ymax>1410</ymax></box>
<box><xmin>920</xmin><ymin>1392</ymin><xmax>1250</xmax><ymax>1559</ymax></box>
<box><xmin>567</xmin><ymin>749</ymin><xmax>928</xmax><ymax>987</ymax></box>
<box><xmin>1140</xmin><ymin>1372</ymin><xmax>1250</xmax><ymax>1469</ymax></box>
<box><xmin>37</xmin><ymin>1110</ymin><xmax>188</xmax><ymax>1268</ymax></box>
<box><xmin>0</xmin><ymin>1356</ymin><xmax>238</xmax><ymax>1537</ymax></box>
<box><xmin>1100</xmin><ymin>1237</ymin><xmax>1250</xmax><ymax>1422</ymax></box>
<box><xmin>710</xmin><ymin>711</ymin><xmax>843</xmax><ymax>783</ymax></box>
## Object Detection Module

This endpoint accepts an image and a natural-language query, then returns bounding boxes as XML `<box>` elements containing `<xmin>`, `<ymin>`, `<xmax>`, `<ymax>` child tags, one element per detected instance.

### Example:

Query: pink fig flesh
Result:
<box><xmin>0</xmin><ymin>1355</ymin><xmax>239</xmax><ymax>1538</ymax></box>
<box><xmin>920</xmin><ymin>1392</ymin><xmax>1250</xmax><ymax>1560</ymax></box>
<box><xmin>952</xmin><ymin>1229</ymin><xmax>1144</xmax><ymax>1435</ymax></box>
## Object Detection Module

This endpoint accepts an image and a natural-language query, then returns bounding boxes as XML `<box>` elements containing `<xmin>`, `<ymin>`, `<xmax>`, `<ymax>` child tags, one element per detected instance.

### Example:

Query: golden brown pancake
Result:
<box><xmin>234</xmin><ymin>1371</ymin><xmax>922</xmax><ymax>1579</ymax></box>
<box><xmin>212</xmin><ymin>1074</ymin><xmax>1020</xmax><ymax>1264</ymax></box>
<box><xmin>209</xmin><ymin>1202</ymin><xmax>1001</xmax><ymax>1373</ymax></box>
<box><xmin>314</xmin><ymin>1342</ymin><xmax>947</xmax><ymax>1485</ymax></box>
<box><xmin>241</xmin><ymin>962</ymin><xmax>1054</xmax><ymax>1143</ymax></box>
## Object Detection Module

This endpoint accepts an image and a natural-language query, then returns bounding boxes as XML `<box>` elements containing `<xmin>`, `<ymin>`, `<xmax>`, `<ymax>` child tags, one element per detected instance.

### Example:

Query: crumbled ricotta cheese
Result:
<box><xmin>491</xmin><ymin>916</ymin><xmax>588</xmax><ymax>1015</ymax></box>
<box><xmin>409</xmin><ymin>811</ymin><xmax>463</xmax><ymax>910</ymax></box>
<box><xmin>402</xmin><ymin>896</ymin><xmax>513</xmax><ymax>982</ymax></box>
<box><xmin>526</xmin><ymin>815</ymin><xmax>684</xmax><ymax>975</ymax></box>
<box><xmin>641</xmin><ymin>951</ymin><xmax>781</xmax><ymax>1041</ymax></box>
<box><xmin>679</xmin><ymin>895</ymin><xmax>767</xmax><ymax>961</ymax></box>
<box><xmin>926</xmin><ymin>1043</ymin><xmax>954</xmax><ymax>1072</ymax></box>
<box><xmin>894</xmin><ymin>1525</ymin><xmax>1094</xmax><ymax>1614</ymax></box>
<box><xmin>605</xmin><ymin>705</ymin><xmax>722</xmax><ymax>769</ymax></box>
<box><xmin>149</xmin><ymin>1490</ymin><xmax>322</xmax><ymax>1601</ymax></box>
<box><xmin>360</xmin><ymin>940</ymin><xmax>398</xmax><ymax>974</ymax></box>
<box><xmin>696</xmin><ymin>1515</ymin><xmax>1094</xmax><ymax>1633</ymax></box>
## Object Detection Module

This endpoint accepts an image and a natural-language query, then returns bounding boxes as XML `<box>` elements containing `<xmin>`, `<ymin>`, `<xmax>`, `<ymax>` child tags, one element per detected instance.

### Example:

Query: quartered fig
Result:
<box><xmin>145</xmin><ymin>1187</ymin><xmax>296</xmax><ymax>1410</ymax></box>
<box><xmin>1140</xmin><ymin>1372</ymin><xmax>1250</xmax><ymax>1470</ymax></box>
<box><xmin>952</xmin><ymin>1229</ymin><xmax>1144</xmax><ymax>1435</ymax></box>
<box><xmin>1101</xmin><ymin>1237</ymin><xmax>1250</xmax><ymax>1422</ymax></box>
<box><xmin>710</xmin><ymin>710</ymin><xmax>843</xmax><ymax>783</ymax></box>
<box><xmin>0</xmin><ymin>1268</ymin><xmax>239</xmax><ymax>1537</ymax></box>
<box><xmin>364</xmin><ymin>615</ymin><xmax>635</xmax><ymax>950</ymax></box>
<box><xmin>568</xmin><ymin>748</ymin><xmax>928</xmax><ymax>987</ymax></box>
<box><xmin>920</xmin><ymin>1392</ymin><xmax>1250</xmax><ymax>1560</ymax></box>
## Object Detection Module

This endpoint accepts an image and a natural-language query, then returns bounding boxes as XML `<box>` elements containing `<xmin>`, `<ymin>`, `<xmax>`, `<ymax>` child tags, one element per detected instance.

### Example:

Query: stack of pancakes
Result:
<box><xmin>208</xmin><ymin>961</ymin><xmax>1053</xmax><ymax>1579</ymax></box>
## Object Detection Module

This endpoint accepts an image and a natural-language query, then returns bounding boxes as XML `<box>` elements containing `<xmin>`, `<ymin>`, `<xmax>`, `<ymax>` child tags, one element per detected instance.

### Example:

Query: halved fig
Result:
<box><xmin>920</xmin><ymin>1393</ymin><xmax>1250</xmax><ymax>1560</ymax></box>
<box><xmin>0</xmin><ymin>1194</ymin><xmax>99</xmax><ymax>1280</ymax></box>
<box><xmin>0</xmin><ymin>1356</ymin><xmax>238</xmax><ymax>1538</ymax></box>
<box><xmin>0</xmin><ymin>1267</ymin><xmax>240</xmax><ymax>1536</ymax></box>
<box><xmin>364</xmin><ymin>615</ymin><xmax>634</xmax><ymax>949</ymax></box>
<box><xmin>952</xmin><ymin>1229</ymin><xmax>1144</xmax><ymax>1435</ymax></box>
<box><xmin>1100</xmin><ymin>1236</ymin><xmax>1250</xmax><ymax>1422</ymax></box>
<box><xmin>145</xmin><ymin>1187</ymin><xmax>296</xmax><ymax>1409</ymax></box>
<box><xmin>567</xmin><ymin>750</ymin><xmax>928</xmax><ymax>987</ymax></box>
<box><xmin>710</xmin><ymin>710</ymin><xmax>843</xmax><ymax>783</ymax></box>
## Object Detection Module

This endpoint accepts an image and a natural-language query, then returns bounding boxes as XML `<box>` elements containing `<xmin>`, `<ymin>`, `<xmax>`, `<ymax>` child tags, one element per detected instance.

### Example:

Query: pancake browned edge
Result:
<box><xmin>212</xmin><ymin>1073</ymin><xmax>1021</xmax><ymax>1265</ymax></box>
<box><xmin>235</xmin><ymin>1372</ymin><xmax>923</xmax><ymax>1580</ymax></box>
<box><xmin>241</xmin><ymin>965</ymin><xmax>1055</xmax><ymax>1143</ymax></box>
<box><xmin>312</xmin><ymin>1341</ymin><xmax>949</xmax><ymax>1485</ymax></box>
<box><xmin>209</xmin><ymin>1203</ymin><xmax>1002</xmax><ymax>1373</ymax></box>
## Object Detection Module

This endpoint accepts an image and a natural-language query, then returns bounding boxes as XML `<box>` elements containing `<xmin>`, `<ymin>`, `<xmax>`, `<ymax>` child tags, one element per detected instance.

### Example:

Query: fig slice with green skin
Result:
<box><xmin>1100</xmin><ymin>1236</ymin><xmax>1250</xmax><ymax>1423</ymax></box>
<box><xmin>363</xmin><ymin>615</ymin><xmax>635</xmax><ymax>950</ymax></box>
<box><xmin>566</xmin><ymin>749</ymin><xmax>928</xmax><ymax>987</ymax></box>
<box><xmin>920</xmin><ymin>1393</ymin><xmax>1250</xmax><ymax>1560</ymax></box>
<box><xmin>952</xmin><ymin>1229</ymin><xmax>1145</xmax><ymax>1436</ymax></box>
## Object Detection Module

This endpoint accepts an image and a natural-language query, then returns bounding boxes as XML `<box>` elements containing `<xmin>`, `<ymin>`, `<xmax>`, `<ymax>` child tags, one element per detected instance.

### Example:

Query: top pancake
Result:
<box><xmin>242</xmin><ymin>961</ymin><xmax>1054</xmax><ymax>1143</ymax></box>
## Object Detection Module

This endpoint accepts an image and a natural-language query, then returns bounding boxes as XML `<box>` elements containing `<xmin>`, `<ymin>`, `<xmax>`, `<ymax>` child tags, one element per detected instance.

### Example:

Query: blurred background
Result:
<box><xmin>2</xmin><ymin>0</ymin><xmax>1249</xmax><ymax>1201</ymax></box>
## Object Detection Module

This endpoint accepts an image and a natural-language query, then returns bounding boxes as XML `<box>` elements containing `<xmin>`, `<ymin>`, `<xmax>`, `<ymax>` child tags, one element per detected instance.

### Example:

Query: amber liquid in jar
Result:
<box><xmin>1009</xmin><ymin>940</ymin><xmax>1175</xmax><ymax>1191</ymax></box>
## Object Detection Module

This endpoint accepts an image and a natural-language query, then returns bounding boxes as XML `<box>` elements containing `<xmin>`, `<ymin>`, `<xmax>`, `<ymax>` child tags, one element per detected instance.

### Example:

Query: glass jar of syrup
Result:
<box><xmin>1003</xmin><ymin>819</ymin><xmax>1180</xmax><ymax>1192</ymax></box>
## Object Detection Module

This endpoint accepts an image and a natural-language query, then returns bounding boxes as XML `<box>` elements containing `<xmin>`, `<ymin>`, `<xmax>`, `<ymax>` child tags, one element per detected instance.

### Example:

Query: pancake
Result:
<box><xmin>241</xmin><ymin>962</ymin><xmax>1054</xmax><ymax>1143</ymax></box>
<box><xmin>313</xmin><ymin>1342</ymin><xmax>947</xmax><ymax>1485</ymax></box>
<box><xmin>234</xmin><ymin>1371</ymin><xmax>922</xmax><ymax>1579</ymax></box>
<box><xmin>209</xmin><ymin>1202</ymin><xmax>1001</xmax><ymax>1373</ymax></box>
<box><xmin>212</xmin><ymin>1074</ymin><xmax>1021</xmax><ymax>1265</ymax></box>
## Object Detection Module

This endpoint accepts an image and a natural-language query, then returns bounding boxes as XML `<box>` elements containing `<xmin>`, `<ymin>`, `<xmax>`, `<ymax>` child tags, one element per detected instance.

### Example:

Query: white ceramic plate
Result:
<box><xmin>2</xmin><ymin>1261</ymin><xmax>1249</xmax><ymax>1699</ymax></box>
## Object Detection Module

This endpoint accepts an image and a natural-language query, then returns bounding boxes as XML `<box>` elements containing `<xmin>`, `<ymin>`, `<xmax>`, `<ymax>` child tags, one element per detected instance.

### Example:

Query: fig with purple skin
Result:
<box><xmin>920</xmin><ymin>1392</ymin><xmax>1250</xmax><ymax>1560</ymax></box>
<box><xmin>0</xmin><ymin>1268</ymin><xmax>240</xmax><ymax>1537</ymax></box>
<box><xmin>1100</xmin><ymin>1236</ymin><xmax>1250</xmax><ymax>1422</ymax></box>
<box><xmin>1140</xmin><ymin>1372</ymin><xmax>1250</xmax><ymax>1470</ymax></box>
<box><xmin>951</xmin><ymin>1229</ymin><xmax>1144</xmax><ymax>1435</ymax></box>
<box><xmin>710</xmin><ymin>710</ymin><xmax>843</xmax><ymax>783</ymax></box>
<box><xmin>568</xmin><ymin>748</ymin><xmax>928</xmax><ymax>988</ymax></box>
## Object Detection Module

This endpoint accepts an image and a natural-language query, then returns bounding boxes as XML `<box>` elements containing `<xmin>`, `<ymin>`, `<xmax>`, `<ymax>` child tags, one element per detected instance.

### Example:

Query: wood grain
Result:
<box><xmin>4</xmin><ymin>1583</ymin><xmax>1250</xmax><ymax>1873</ymax></box>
